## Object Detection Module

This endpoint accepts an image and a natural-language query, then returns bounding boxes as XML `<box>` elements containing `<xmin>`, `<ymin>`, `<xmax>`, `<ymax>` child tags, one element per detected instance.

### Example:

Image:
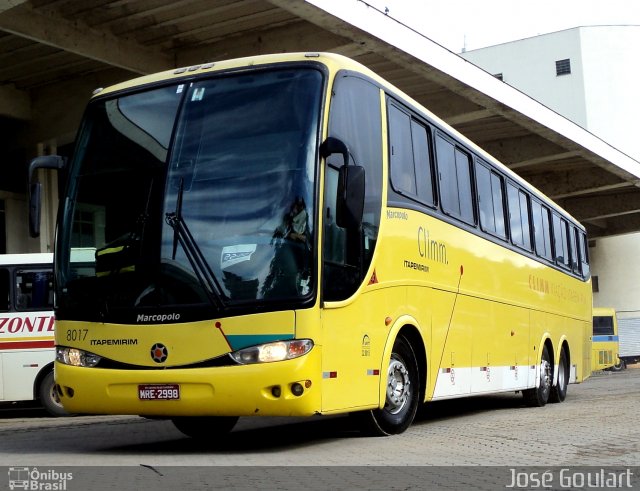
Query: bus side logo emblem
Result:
<box><xmin>151</xmin><ymin>343</ymin><xmax>168</xmax><ymax>363</ymax></box>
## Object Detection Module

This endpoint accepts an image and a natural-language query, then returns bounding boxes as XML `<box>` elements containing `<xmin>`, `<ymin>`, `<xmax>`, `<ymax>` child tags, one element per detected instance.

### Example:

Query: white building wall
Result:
<box><xmin>579</xmin><ymin>27</ymin><xmax>640</xmax><ymax>160</ymax></box>
<box><xmin>589</xmin><ymin>236</ymin><xmax>640</xmax><ymax>318</ymax></box>
<box><xmin>461</xmin><ymin>29</ymin><xmax>588</xmax><ymax>128</ymax></box>
<box><xmin>462</xmin><ymin>25</ymin><xmax>640</xmax><ymax>161</ymax></box>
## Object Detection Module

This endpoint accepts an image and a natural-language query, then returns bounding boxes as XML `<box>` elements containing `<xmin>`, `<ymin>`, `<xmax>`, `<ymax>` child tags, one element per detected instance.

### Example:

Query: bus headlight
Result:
<box><xmin>230</xmin><ymin>339</ymin><xmax>313</xmax><ymax>364</ymax></box>
<box><xmin>56</xmin><ymin>347</ymin><xmax>102</xmax><ymax>367</ymax></box>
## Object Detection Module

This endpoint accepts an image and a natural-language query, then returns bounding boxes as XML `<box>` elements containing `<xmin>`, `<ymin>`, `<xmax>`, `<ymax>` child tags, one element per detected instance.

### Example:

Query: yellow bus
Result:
<box><xmin>30</xmin><ymin>52</ymin><xmax>592</xmax><ymax>437</ymax></box>
<box><xmin>592</xmin><ymin>308</ymin><xmax>620</xmax><ymax>371</ymax></box>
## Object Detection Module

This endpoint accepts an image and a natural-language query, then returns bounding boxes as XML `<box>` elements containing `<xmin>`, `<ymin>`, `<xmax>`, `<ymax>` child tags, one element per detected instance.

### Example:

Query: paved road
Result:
<box><xmin>1</xmin><ymin>367</ymin><xmax>638</xmax><ymax>490</ymax></box>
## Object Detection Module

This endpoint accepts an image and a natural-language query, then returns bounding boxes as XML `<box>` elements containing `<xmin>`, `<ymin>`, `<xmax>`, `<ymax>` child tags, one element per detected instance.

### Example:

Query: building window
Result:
<box><xmin>592</xmin><ymin>275</ymin><xmax>599</xmax><ymax>293</ymax></box>
<box><xmin>71</xmin><ymin>204</ymin><xmax>106</xmax><ymax>249</ymax></box>
<box><xmin>555</xmin><ymin>59</ymin><xmax>571</xmax><ymax>76</ymax></box>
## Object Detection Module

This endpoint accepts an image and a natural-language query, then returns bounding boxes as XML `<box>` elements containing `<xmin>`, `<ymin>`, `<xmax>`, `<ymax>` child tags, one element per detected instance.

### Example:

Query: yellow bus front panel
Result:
<box><xmin>55</xmin><ymin>342</ymin><xmax>322</xmax><ymax>417</ymax></box>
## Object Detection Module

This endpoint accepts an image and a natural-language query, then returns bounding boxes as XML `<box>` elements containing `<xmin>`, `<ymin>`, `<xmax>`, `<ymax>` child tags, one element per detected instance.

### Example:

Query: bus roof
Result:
<box><xmin>593</xmin><ymin>307</ymin><xmax>617</xmax><ymax>317</ymax></box>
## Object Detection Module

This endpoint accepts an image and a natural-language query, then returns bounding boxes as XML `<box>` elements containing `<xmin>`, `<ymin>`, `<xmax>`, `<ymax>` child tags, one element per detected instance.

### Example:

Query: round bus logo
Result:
<box><xmin>150</xmin><ymin>343</ymin><xmax>168</xmax><ymax>363</ymax></box>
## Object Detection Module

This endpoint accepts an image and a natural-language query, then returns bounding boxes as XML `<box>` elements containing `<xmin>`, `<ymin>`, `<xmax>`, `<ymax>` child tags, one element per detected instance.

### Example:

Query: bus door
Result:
<box><xmin>320</xmin><ymin>72</ymin><xmax>383</xmax><ymax>412</ymax></box>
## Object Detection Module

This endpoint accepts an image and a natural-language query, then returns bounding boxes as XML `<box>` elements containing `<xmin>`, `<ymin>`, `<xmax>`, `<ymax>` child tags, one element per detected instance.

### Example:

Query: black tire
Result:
<box><xmin>610</xmin><ymin>360</ymin><xmax>626</xmax><ymax>372</ymax></box>
<box><xmin>549</xmin><ymin>346</ymin><xmax>568</xmax><ymax>403</ymax></box>
<box><xmin>356</xmin><ymin>335</ymin><xmax>420</xmax><ymax>436</ymax></box>
<box><xmin>38</xmin><ymin>371</ymin><xmax>68</xmax><ymax>417</ymax></box>
<box><xmin>172</xmin><ymin>416</ymin><xmax>239</xmax><ymax>439</ymax></box>
<box><xmin>523</xmin><ymin>344</ymin><xmax>552</xmax><ymax>407</ymax></box>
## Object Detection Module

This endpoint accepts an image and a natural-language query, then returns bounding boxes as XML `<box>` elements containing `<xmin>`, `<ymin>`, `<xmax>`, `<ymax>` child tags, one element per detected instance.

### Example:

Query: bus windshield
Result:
<box><xmin>56</xmin><ymin>67</ymin><xmax>323</xmax><ymax>321</ymax></box>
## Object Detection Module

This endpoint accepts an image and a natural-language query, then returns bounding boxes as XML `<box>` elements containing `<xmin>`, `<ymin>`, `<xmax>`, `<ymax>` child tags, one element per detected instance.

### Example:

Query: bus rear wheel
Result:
<box><xmin>523</xmin><ymin>344</ymin><xmax>552</xmax><ymax>407</ymax></box>
<box><xmin>610</xmin><ymin>360</ymin><xmax>626</xmax><ymax>372</ymax></box>
<box><xmin>549</xmin><ymin>346</ymin><xmax>568</xmax><ymax>403</ymax></box>
<box><xmin>39</xmin><ymin>371</ymin><xmax>68</xmax><ymax>417</ymax></box>
<box><xmin>172</xmin><ymin>416</ymin><xmax>239</xmax><ymax>439</ymax></box>
<box><xmin>357</xmin><ymin>335</ymin><xmax>419</xmax><ymax>436</ymax></box>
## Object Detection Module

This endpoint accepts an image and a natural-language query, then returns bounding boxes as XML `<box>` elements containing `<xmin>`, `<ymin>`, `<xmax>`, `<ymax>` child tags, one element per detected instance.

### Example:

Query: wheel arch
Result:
<box><xmin>379</xmin><ymin>317</ymin><xmax>427</xmax><ymax>407</ymax></box>
<box><xmin>541</xmin><ymin>337</ymin><xmax>555</xmax><ymax>369</ymax></box>
<box><xmin>33</xmin><ymin>362</ymin><xmax>55</xmax><ymax>400</ymax></box>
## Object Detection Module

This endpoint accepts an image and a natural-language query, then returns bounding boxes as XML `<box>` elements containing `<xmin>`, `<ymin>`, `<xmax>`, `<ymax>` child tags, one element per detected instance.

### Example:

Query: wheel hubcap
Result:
<box><xmin>385</xmin><ymin>356</ymin><xmax>411</xmax><ymax>415</ymax></box>
<box><xmin>541</xmin><ymin>358</ymin><xmax>551</xmax><ymax>394</ymax></box>
<box><xmin>50</xmin><ymin>384</ymin><xmax>63</xmax><ymax>409</ymax></box>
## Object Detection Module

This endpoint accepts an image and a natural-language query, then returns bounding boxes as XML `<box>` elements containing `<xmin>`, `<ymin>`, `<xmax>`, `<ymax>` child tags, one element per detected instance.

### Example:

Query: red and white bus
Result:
<box><xmin>0</xmin><ymin>253</ymin><xmax>65</xmax><ymax>416</ymax></box>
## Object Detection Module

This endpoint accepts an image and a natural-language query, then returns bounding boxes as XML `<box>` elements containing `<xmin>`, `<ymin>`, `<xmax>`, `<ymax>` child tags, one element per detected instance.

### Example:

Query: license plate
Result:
<box><xmin>138</xmin><ymin>384</ymin><xmax>180</xmax><ymax>400</ymax></box>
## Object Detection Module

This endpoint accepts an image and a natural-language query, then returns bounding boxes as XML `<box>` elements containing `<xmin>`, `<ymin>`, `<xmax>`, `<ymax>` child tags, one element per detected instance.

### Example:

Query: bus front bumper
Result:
<box><xmin>54</xmin><ymin>348</ymin><xmax>322</xmax><ymax>417</ymax></box>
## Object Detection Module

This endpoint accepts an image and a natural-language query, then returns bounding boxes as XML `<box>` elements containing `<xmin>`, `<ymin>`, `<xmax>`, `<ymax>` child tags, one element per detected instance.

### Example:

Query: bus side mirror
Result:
<box><xmin>336</xmin><ymin>164</ymin><xmax>365</xmax><ymax>229</ymax></box>
<box><xmin>320</xmin><ymin>137</ymin><xmax>349</xmax><ymax>167</ymax></box>
<box><xmin>28</xmin><ymin>155</ymin><xmax>65</xmax><ymax>238</ymax></box>
<box><xmin>320</xmin><ymin>137</ymin><xmax>365</xmax><ymax>229</ymax></box>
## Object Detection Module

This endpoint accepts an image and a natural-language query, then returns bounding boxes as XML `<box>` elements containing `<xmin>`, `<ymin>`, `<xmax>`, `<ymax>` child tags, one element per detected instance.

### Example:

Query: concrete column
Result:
<box><xmin>35</xmin><ymin>140</ymin><xmax>59</xmax><ymax>253</ymax></box>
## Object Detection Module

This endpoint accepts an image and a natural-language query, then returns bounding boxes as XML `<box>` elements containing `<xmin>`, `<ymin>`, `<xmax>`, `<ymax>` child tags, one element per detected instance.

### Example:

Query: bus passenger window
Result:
<box><xmin>580</xmin><ymin>232</ymin><xmax>590</xmax><ymax>277</ymax></box>
<box><xmin>531</xmin><ymin>200</ymin><xmax>553</xmax><ymax>260</ymax></box>
<box><xmin>389</xmin><ymin>105</ymin><xmax>416</xmax><ymax>195</ymax></box>
<box><xmin>570</xmin><ymin>226</ymin><xmax>581</xmax><ymax>273</ymax></box>
<box><xmin>0</xmin><ymin>268</ymin><xmax>9</xmax><ymax>311</ymax></box>
<box><xmin>436</xmin><ymin>135</ymin><xmax>474</xmax><ymax>224</ymax></box>
<box><xmin>569</xmin><ymin>225</ymin><xmax>579</xmax><ymax>273</ymax></box>
<box><xmin>16</xmin><ymin>270</ymin><xmax>54</xmax><ymax>310</ymax></box>
<box><xmin>476</xmin><ymin>161</ymin><xmax>506</xmax><ymax>238</ymax></box>
<box><xmin>552</xmin><ymin>214</ymin><xmax>570</xmax><ymax>269</ymax></box>
<box><xmin>388</xmin><ymin>104</ymin><xmax>435</xmax><ymax>206</ymax></box>
<box><xmin>507</xmin><ymin>184</ymin><xmax>531</xmax><ymax>250</ymax></box>
<box><xmin>411</xmin><ymin>121</ymin><xmax>434</xmax><ymax>205</ymax></box>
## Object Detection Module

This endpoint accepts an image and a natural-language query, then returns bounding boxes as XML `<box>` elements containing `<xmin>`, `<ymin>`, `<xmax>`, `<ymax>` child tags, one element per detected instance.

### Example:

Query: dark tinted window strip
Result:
<box><xmin>384</xmin><ymin>95</ymin><xmax>588</xmax><ymax>282</ymax></box>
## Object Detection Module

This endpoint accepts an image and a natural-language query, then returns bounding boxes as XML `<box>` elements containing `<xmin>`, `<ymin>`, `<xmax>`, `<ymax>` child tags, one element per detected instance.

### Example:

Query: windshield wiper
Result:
<box><xmin>165</xmin><ymin>178</ymin><xmax>226</xmax><ymax>310</ymax></box>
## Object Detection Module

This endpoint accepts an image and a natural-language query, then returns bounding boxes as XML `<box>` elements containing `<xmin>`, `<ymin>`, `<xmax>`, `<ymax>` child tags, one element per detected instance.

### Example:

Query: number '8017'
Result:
<box><xmin>66</xmin><ymin>329</ymin><xmax>88</xmax><ymax>342</ymax></box>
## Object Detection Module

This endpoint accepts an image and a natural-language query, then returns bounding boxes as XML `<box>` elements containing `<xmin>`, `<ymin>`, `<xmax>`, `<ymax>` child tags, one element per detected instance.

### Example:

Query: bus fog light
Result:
<box><xmin>291</xmin><ymin>382</ymin><xmax>304</xmax><ymax>396</ymax></box>
<box><xmin>271</xmin><ymin>386</ymin><xmax>282</xmax><ymax>398</ymax></box>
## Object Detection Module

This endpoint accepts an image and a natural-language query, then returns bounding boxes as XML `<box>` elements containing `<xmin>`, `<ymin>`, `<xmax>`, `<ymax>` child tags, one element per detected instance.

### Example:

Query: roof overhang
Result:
<box><xmin>1</xmin><ymin>0</ymin><xmax>638</xmax><ymax>238</ymax></box>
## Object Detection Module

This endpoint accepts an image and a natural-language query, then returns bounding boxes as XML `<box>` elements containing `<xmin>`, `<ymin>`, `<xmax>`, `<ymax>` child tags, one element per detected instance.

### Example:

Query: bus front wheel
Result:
<box><xmin>523</xmin><ymin>344</ymin><xmax>552</xmax><ymax>407</ymax></box>
<box><xmin>38</xmin><ymin>371</ymin><xmax>68</xmax><ymax>417</ymax></box>
<box><xmin>356</xmin><ymin>335</ymin><xmax>420</xmax><ymax>436</ymax></box>
<box><xmin>172</xmin><ymin>416</ymin><xmax>239</xmax><ymax>439</ymax></box>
